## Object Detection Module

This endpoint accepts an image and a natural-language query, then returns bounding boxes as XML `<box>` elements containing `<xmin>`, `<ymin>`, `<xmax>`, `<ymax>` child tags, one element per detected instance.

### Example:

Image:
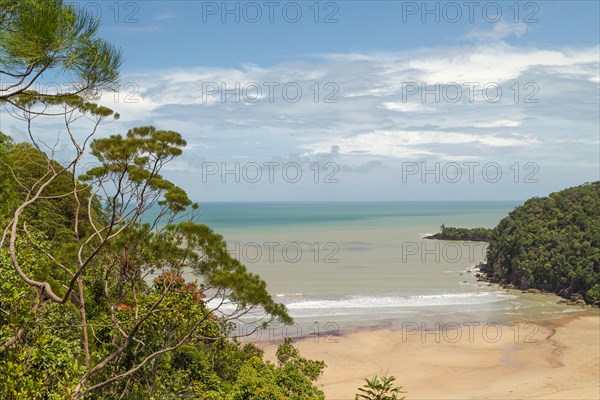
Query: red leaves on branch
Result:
<box><xmin>155</xmin><ymin>271</ymin><xmax>206</xmax><ymax>304</ymax></box>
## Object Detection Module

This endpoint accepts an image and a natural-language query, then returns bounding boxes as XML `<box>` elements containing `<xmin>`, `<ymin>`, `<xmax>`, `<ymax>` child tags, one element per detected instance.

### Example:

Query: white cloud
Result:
<box><xmin>406</xmin><ymin>43</ymin><xmax>599</xmax><ymax>84</ymax></box>
<box><xmin>382</xmin><ymin>102</ymin><xmax>428</xmax><ymax>113</ymax></box>
<box><xmin>300</xmin><ymin>130</ymin><xmax>537</xmax><ymax>158</ymax></box>
<box><xmin>82</xmin><ymin>43</ymin><xmax>596</xmax><ymax>179</ymax></box>
<box><xmin>115</xmin><ymin>45</ymin><xmax>599</xmax><ymax>110</ymax></box>
<box><xmin>465</xmin><ymin>22</ymin><xmax>528</xmax><ymax>42</ymax></box>
<box><xmin>156</xmin><ymin>12</ymin><xmax>176</xmax><ymax>21</ymax></box>
<box><xmin>3</xmin><ymin>43</ymin><xmax>597</xmax><ymax>200</ymax></box>
<box><xmin>473</xmin><ymin>120</ymin><xmax>521</xmax><ymax>128</ymax></box>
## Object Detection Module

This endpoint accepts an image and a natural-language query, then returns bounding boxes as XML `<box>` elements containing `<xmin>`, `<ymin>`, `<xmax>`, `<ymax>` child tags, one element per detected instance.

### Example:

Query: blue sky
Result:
<box><xmin>2</xmin><ymin>1</ymin><xmax>599</xmax><ymax>201</ymax></box>
<box><xmin>99</xmin><ymin>1</ymin><xmax>600</xmax><ymax>69</ymax></box>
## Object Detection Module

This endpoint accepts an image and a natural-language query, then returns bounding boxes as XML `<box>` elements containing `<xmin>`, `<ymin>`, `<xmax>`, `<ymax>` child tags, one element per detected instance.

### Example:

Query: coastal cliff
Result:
<box><xmin>481</xmin><ymin>182</ymin><xmax>600</xmax><ymax>304</ymax></box>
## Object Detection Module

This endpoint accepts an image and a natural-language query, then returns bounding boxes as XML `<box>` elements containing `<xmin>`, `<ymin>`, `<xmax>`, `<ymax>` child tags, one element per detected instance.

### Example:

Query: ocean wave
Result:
<box><xmin>206</xmin><ymin>292</ymin><xmax>518</xmax><ymax>317</ymax></box>
<box><xmin>283</xmin><ymin>292</ymin><xmax>516</xmax><ymax>310</ymax></box>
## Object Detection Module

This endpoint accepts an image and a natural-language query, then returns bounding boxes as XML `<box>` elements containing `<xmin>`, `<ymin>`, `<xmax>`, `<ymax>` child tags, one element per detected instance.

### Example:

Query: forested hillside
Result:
<box><xmin>0</xmin><ymin>128</ymin><xmax>328</xmax><ymax>399</ymax></box>
<box><xmin>481</xmin><ymin>182</ymin><xmax>600</xmax><ymax>303</ymax></box>
<box><xmin>0</xmin><ymin>1</ymin><xmax>327</xmax><ymax>397</ymax></box>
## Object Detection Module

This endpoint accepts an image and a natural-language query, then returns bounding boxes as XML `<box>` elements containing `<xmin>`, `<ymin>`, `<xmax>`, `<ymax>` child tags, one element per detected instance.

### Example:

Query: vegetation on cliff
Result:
<box><xmin>0</xmin><ymin>127</ymin><xmax>327</xmax><ymax>399</ymax></box>
<box><xmin>482</xmin><ymin>182</ymin><xmax>600</xmax><ymax>303</ymax></box>
<box><xmin>427</xmin><ymin>225</ymin><xmax>493</xmax><ymax>242</ymax></box>
<box><xmin>0</xmin><ymin>2</ymin><xmax>327</xmax><ymax>398</ymax></box>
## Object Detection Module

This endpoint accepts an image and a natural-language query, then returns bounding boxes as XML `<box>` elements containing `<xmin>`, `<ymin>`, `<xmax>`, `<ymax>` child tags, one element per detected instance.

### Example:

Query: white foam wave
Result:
<box><xmin>284</xmin><ymin>292</ymin><xmax>516</xmax><ymax>310</ymax></box>
<box><xmin>206</xmin><ymin>292</ymin><xmax>517</xmax><ymax>317</ymax></box>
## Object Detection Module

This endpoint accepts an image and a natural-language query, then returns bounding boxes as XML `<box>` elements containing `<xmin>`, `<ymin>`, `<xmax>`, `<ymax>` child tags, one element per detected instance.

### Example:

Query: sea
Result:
<box><xmin>145</xmin><ymin>202</ymin><xmax>582</xmax><ymax>337</ymax></box>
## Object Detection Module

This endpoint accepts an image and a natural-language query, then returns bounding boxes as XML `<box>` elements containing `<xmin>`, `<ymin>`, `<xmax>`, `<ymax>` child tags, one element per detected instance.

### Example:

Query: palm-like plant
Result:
<box><xmin>356</xmin><ymin>375</ymin><xmax>406</xmax><ymax>400</ymax></box>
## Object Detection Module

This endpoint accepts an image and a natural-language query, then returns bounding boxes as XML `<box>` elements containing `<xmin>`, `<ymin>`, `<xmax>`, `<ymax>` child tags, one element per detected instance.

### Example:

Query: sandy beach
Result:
<box><xmin>262</xmin><ymin>311</ymin><xmax>600</xmax><ymax>399</ymax></box>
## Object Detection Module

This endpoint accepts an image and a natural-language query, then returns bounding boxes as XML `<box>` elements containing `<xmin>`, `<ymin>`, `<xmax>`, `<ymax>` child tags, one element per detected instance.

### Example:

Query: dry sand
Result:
<box><xmin>262</xmin><ymin>311</ymin><xmax>600</xmax><ymax>399</ymax></box>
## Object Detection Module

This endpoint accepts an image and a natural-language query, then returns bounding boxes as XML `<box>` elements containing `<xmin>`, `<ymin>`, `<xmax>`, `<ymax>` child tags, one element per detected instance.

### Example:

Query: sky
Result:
<box><xmin>1</xmin><ymin>0</ymin><xmax>599</xmax><ymax>201</ymax></box>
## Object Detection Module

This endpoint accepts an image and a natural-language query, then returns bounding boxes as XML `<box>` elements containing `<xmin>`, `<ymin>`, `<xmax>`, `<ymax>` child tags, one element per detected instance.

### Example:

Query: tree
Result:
<box><xmin>0</xmin><ymin>103</ymin><xmax>300</xmax><ymax>397</ymax></box>
<box><xmin>0</xmin><ymin>0</ymin><xmax>122</xmax><ymax>106</ymax></box>
<box><xmin>1</xmin><ymin>2</ymin><xmax>324</xmax><ymax>398</ymax></box>
<box><xmin>356</xmin><ymin>375</ymin><xmax>406</xmax><ymax>400</ymax></box>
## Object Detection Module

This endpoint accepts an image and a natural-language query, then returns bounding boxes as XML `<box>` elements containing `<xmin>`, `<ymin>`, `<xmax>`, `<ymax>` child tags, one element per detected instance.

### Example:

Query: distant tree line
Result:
<box><xmin>428</xmin><ymin>225</ymin><xmax>494</xmax><ymax>242</ymax></box>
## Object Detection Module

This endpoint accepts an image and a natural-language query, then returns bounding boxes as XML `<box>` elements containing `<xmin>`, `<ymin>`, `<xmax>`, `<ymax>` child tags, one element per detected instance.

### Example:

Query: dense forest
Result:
<box><xmin>0</xmin><ymin>1</ymin><xmax>331</xmax><ymax>398</ymax></box>
<box><xmin>481</xmin><ymin>182</ymin><xmax>600</xmax><ymax>304</ymax></box>
<box><xmin>427</xmin><ymin>225</ymin><xmax>493</xmax><ymax>242</ymax></box>
<box><xmin>0</xmin><ymin>129</ymin><xmax>328</xmax><ymax>399</ymax></box>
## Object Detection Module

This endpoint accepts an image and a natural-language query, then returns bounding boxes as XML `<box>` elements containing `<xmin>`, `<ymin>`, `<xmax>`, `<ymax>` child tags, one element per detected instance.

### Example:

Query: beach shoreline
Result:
<box><xmin>261</xmin><ymin>310</ymin><xmax>600</xmax><ymax>400</ymax></box>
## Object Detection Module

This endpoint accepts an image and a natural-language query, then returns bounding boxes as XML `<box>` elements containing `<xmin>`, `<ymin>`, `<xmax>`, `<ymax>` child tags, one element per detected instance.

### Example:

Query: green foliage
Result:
<box><xmin>356</xmin><ymin>375</ymin><xmax>406</xmax><ymax>400</ymax></box>
<box><xmin>0</xmin><ymin>241</ymin><xmax>85</xmax><ymax>399</ymax></box>
<box><xmin>166</xmin><ymin>222</ymin><xmax>292</xmax><ymax>324</ymax></box>
<box><xmin>0</xmin><ymin>129</ymin><xmax>323</xmax><ymax>398</ymax></box>
<box><xmin>1</xmin><ymin>5</ymin><xmax>325</xmax><ymax>395</ymax></box>
<box><xmin>276</xmin><ymin>338</ymin><xmax>326</xmax><ymax>381</ymax></box>
<box><xmin>430</xmin><ymin>224</ymin><xmax>493</xmax><ymax>242</ymax></box>
<box><xmin>587</xmin><ymin>284</ymin><xmax>600</xmax><ymax>301</ymax></box>
<box><xmin>80</xmin><ymin>126</ymin><xmax>194</xmax><ymax>214</ymax></box>
<box><xmin>0</xmin><ymin>131</ymin><xmax>13</xmax><ymax>149</ymax></box>
<box><xmin>483</xmin><ymin>182</ymin><xmax>600</xmax><ymax>302</ymax></box>
<box><xmin>0</xmin><ymin>0</ymin><xmax>122</xmax><ymax>101</ymax></box>
<box><xmin>222</xmin><ymin>339</ymin><xmax>325</xmax><ymax>400</ymax></box>
<box><xmin>0</xmin><ymin>131</ymin><xmax>17</xmax><ymax>223</ymax></box>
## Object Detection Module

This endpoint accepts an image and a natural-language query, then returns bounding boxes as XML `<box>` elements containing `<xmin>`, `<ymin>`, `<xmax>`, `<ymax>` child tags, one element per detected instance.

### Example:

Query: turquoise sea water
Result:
<box><xmin>191</xmin><ymin>201</ymin><xmax>515</xmax><ymax>230</ymax></box>
<box><xmin>147</xmin><ymin>202</ymin><xmax>581</xmax><ymax>333</ymax></box>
